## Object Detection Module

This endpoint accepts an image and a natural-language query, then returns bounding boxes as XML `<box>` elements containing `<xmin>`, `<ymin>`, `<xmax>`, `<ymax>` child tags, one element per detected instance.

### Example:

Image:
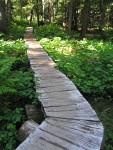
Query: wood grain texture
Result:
<box><xmin>16</xmin><ymin>27</ymin><xmax>104</xmax><ymax>150</ymax></box>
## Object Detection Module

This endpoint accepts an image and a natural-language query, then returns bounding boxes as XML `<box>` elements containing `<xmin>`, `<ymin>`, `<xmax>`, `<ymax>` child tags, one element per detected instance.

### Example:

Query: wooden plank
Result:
<box><xmin>28</xmin><ymin>55</ymin><xmax>49</xmax><ymax>59</ymax></box>
<box><xmin>31</xmin><ymin>64</ymin><xmax>56</xmax><ymax>70</ymax></box>
<box><xmin>41</xmin><ymin>100</ymin><xmax>83</xmax><ymax>108</ymax></box>
<box><xmin>46</xmin><ymin>110</ymin><xmax>99</xmax><ymax>121</ymax></box>
<box><xmin>38</xmin><ymin>80</ymin><xmax>74</xmax><ymax>88</ymax></box>
<box><xmin>37</xmin><ymin>73</ymin><xmax>66</xmax><ymax>81</ymax></box>
<box><xmin>38</xmin><ymin>84</ymin><xmax>77</xmax><ymax>94</ymax></box>
<box><xmin>34</xmin><ymin>69</ymin><xmax>65</xmax><ymax>77</ymax></box>
<box><xmin>35</xmin><ymin>138</ymin><xmax>64</xmax><ymax>150</ymax></box>
<box><xmin>39</xmin><ymin>93</ymin><xmax>85</xmax><ymax>105</ymax></box>
<box><xmin>39</xmin><ymin>90</ymin><xmax>83</xmax><ymax>100</ymax></box>
<box><xmin>23</xmin><ymin>127</ymin><xmax>85</xmax><ymax>150</ymax></box>
<box><xmin>50</xmin><ymin>118</ymin><xmax>103</xmax><ymax>129</ymax></box>
<box><xmin>44</xmin><ymin>101</ymin><xmax>93</xmax><ymax>112</ymax></box>
<box><xmin>39</xmin><ymin>121</ymin><xmax>101</xmax><ymax>150</ymax></box>
<box><xmin>46</xmin><ymin>118</ymin><xmax>103</xmax><ymax>138</ymax></box>
<box><xmin>27</xmin><ymin>48</ymin><xmax>45</xmax><ymax>53</ymax></box>
<box><xmin>28</xmin><ymin>56</ymin><xmax>50</xmax><ymax>61</ymax></box>
<box><xmin>37</xmin><ymin>77</ymin><xmax>71</xmax><ymax>85</ymax></box>
<box><xmin>16</xmin><ymin>138</ymin><xmax>41</xmax><ymax>150</ymax></box>
<box><xmin>31</xmin><ymin>66</ymin><xmax>55</xmax><ymax>72</ymax></box>
<box><xmin>28</xmin><ymin>53</ymin><xmax>53</xmax><ymax>59</ymax></box>
<box><xmin>40</xmin><ymin>99</ymin><xmax>83</xmax><ymax>108</ymax></box>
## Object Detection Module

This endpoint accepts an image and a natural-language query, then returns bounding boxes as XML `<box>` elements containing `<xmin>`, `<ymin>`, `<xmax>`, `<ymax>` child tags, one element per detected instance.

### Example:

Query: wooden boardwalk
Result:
<box><xmin>16</xmin><ymin>27</ymin><xmax>104</xmax><ymax>150</ymax></box>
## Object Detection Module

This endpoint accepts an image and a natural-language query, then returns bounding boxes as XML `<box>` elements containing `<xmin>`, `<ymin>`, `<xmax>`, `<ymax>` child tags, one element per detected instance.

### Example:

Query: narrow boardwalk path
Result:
<box><xmin>16</xmin><ymin>27</ymin><xmax>104</xmax><ymax>150</ymax></box>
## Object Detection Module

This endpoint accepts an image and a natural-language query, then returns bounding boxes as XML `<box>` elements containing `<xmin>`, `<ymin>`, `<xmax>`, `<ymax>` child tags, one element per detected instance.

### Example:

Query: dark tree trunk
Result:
<box><xmin>99</xmin><ymin>1</ymin><xmax>106</xmax><ymax>37</ymax></box>
<box><xmin>63</xmin><ymin>0</ymin><xmax>68</xmax><ymax>27</ymax></box>
<box><xmin>72</xmin><ymin>0</ymin><xmax>78</xmax><ymax>31</ymax></box>
<box><xmin>68</xmin><ymin>0</ymin><xmax>75</xmax><ymax>33</ymax></box>
<box><xmin>80</xmin><ymin>0</ymin><xmax>90</xmax><ymax>38</ymax></box>
<box><xmin>6</xmin><ymin>0</ymin><xmax>12</xmax><ymax>23</ymax></box>
<box><xmin>29</xmin><ymin>8</ymin><xmax>34</xmax><ymax>26</ymax></box>
<box><xmin>109</xmin><ymin>6</ymin><xmax>113</xmax><ymax>27</ymax></box>
<box><xmin>35</xmin><ymin>0</ymin><xmax>39</xmax><ymax>24</ymax></box>
<box><xmin>48</xmin><ymin>2</ymin><xmax>51</xmax><ymax>23</ymax></box>
<box><xmin>0</xmin><ymin>0</ymin><xmax>8</xmax><ymax>33</ymax></box>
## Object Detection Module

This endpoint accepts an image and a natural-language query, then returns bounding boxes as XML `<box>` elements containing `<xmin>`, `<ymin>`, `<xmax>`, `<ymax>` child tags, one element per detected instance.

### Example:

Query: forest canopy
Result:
<box><xmin>1</xmin><ymin>0</ymin><xmax>113</xmax><ymax>37</ymax></box>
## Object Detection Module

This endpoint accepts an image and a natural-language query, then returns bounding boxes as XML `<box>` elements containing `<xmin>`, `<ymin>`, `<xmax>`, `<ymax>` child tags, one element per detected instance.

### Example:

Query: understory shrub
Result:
<box><xmin>34</xmin><ymin>23</ymin><xmax>69</xmax><ymax>40</ymax></box>
<box><xmin>72</xmin><ymin>39</ymin><xmax>113</xmax><ymax>99</ymax></box>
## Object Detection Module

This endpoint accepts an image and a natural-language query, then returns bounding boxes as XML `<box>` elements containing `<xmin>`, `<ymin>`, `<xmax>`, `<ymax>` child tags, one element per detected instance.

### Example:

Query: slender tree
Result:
<box><xmin>35</xmin><ymin>0</ymin><xmax>39</xmax><ymax>24</ymax></box>
<box><xmin>98</xmin><ymin>0</ymin><xmax>106</xmax><ymax>35</ymax></box>
<box><xmin>68</xmin><ymin>0</ymin><xmax>75</xmax><ymax>33</ymax></box>
<box><xmin>6</xmin><ymin>0</ymin><xmax>12</xmax><ymax>23</ymax></box>
<box><xmin>29</xmin><ymin>6</ymin><xmax>34</xmax><ymax>26</ymax></box>
<box><xmin>0</xmin><ymin>0</ymin><xmax>8</xmax><ymax>33</ymax></box>
<box><xmin>80</xmin><ymin>0</ymin><xmax>90</xmax><ymax>38</ymax></box>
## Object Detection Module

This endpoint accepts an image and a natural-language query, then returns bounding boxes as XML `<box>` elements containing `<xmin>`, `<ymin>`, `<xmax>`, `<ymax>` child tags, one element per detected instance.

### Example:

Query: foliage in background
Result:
<box><xmin>0</xmin><ymin>21</ymin><xmax>38</xmax><ymax>150</ymax></box>
<box><xmin>34</xmin><ymin>24</ymin><xmax>113</xmax><ymax>149</ymax></box>
<box><xmin>35</xmin><ymin>23</ymin><xmax>69</xmax><ymax>40</ymax></box>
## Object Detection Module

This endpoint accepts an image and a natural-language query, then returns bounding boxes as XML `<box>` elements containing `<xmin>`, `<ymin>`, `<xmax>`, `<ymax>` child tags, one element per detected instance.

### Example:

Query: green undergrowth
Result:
<box><xmin>34</xmin><ymin>24</ymin><xmax>113</xmax><ymax>149</ymax></box>
<box><xmin>0</xmin><ymin>21</ymin><xmax>38</xmax><ymax>150</ymax></box>
<box><xmin>0</xmin><ymin>19</ymin><xmax>28</xmax><ymax>40</ymax></box>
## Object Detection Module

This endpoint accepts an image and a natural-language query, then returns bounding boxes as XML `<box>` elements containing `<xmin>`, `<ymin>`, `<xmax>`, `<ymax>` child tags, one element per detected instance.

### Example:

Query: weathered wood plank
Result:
<box><xmin>39</xmin><ymin>90</ymin><xmax>82</xmax><ymax>100</ymax></box>
<box><xmin>46</xmin><ymin>118</ymin><xmax>103</xmax><ymax>138</ymax></box>
<box><xmin>41</xmin><ymin>99</ymin><xmax>83</xmax><ymax>108</ymax></box>
<box><xmin>37</xmin><ymin>74</ymin><xmax>66</xmax><ymax>81</ymax></box>
<box><xmin>34</xmin><ymin>70</ymin><xmax>65</xmax><ymax>78</ymax></box>
<box><xmin>39</xmin><ymin>121</ymin><xmax>101</xmax><ymax>150</ymax></box>
<box><xmin>38</xmin><ymin>77</ymin><xmax>71</xmax><ymax>85</ymax></box>
<box><xmin>32</xmin><ymin>127</ymin><xmax>85</xmax><ymax>150</ymax></box>
<box><xmin>38</xmin><ymin>84</ymin><xmax>77</xmax><ymax>94</ymax></box>
<box><xmin>44</xmin><ymin>101</ymin><xmax>93</xmax><ymax>112</ymax></box>
<box><xmin>50</xmin><ymin>118</ymin><xmax>103</xmax><ymax>129</ymax></box>
<box><xmin>39</xmin><ymin>93</ymin><xmax>85</xmax><ymax>104</ymax></box>
<box><xmin>46</xmin><ymin>111</ymin><xmax>99</xmax><ymax>121</ymax></box>
<box><xmin>37</xmin><ymin>79</ymin><xmax>74</xmax><ymax>88</ymax></box>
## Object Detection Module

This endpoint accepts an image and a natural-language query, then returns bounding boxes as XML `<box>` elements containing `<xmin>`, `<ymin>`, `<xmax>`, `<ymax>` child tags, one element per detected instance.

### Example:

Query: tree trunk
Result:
<box><xmin>99</xmin><ymin>1</ymin><xmax>106</xmax><ymax>37</ymax></box>
<box><xmin>80</xmin><ymin>0</ymin><xmax>90</xmax><ymax>38</ymax></box>
<box><xmin>42</xmin><ymin>0</ymin><xmax>45</xmax><ymax>21</ymax></box>
<box><xmin>72</xmin><ymin>0</ymin><xmax>78</xmax><ymax>31</ymax></box>
<box><xmin>6</xmin><ymin>0</ymin><xmax>12</xmax><ymax>23</ymax></box>
<box><xmin>35</xmin><ymin>0</ymin><xmax>39</xmax><ymax>24</ymax></box>
<box><xmin>51</xmin><ymin>3</ymin><xmax>54</xmax><ymax>22</ymax></box>
<box><xmin>63</xmin><ymin>0</ymin><xmax>68</xmax><ymax>27</ymax></box>
<box><xmin>48</xmin><ymin>2</ymin><xmax>51</xmax><ymax>23</ymax></box>
<box><xmin>29</xmin><ymin>8</ymin><xmax>34</xmax><ymax>26</ymax></box>
<box><xmin>68</xmin><ymin>0</ymin><xmax>75</xmax><ymax>33</ymax></box>
<box><xmin>0</xmin><ymin>0</ymin><xmax>8</xmax><ymax>33</ymax></box>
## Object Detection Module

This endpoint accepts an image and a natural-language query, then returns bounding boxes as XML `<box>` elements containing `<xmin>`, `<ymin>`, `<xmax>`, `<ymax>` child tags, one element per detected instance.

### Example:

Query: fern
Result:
<box><xmin>0</xmin><ymin>57</ymin><xmax>17</xmax><ymax>95</ymax></box>
<box><xmin>0</xmin><ymin>86</ymin><xmax>16</xmax><ymax>95</ymax></box>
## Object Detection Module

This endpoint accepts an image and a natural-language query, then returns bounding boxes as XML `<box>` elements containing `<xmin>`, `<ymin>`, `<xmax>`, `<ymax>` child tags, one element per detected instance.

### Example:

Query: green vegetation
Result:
<box><xmin>0</xmin><ymin>21</ymin><xmax>38</xmax><ymax>150</ymax></box>
<box><xmin>1</xmin><ymin>0</ymin><xmax>113</xmax><ymax>149</ymax></box>
<box><xmin>34</xmin><ymin>24</ymin><xmax>113</xmax><ymax>150</ymax></box>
